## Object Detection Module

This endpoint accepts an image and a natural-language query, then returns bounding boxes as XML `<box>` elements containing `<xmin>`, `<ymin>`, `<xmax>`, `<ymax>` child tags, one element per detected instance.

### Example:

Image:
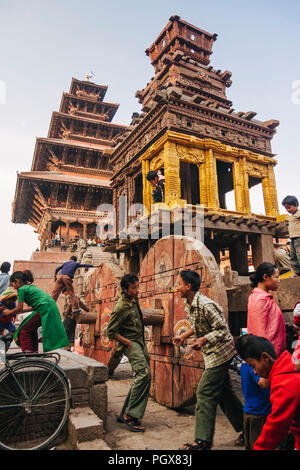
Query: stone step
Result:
<box><xmin>76</xmin><ymin>439</ymin><xmax>111</xmax><ymax>450</ymax></box>
<box><xmin>68</xmin><ymin>407</ymin><xmax>104</xmax><ymax>446</ymax></box>
<box><xmin>86</xmin><ymin>247</ymin><xmax>114</xmax><ymax>261</ymax></box>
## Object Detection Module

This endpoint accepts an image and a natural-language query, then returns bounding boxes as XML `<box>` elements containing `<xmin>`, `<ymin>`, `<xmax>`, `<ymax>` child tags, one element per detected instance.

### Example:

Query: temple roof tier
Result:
<box><xmin>111</xmin><ymin>95</ymin><xmax>278</xmax><ymax>172</ymax></box>
<box><xmin>31</xmin><ymin>137</ymin><xmax>113</xmax><ymax>173</ymax></box>
<box><xmin>15</xmin><ymin>171</ymin><xmax>111</xmax><ymax>188</ymax></box>
<box><xmin>12</xmin><ymin>171</ymin><xmax>112</xmax><ymax>225</ymax></box>
<box><xmin>47</xmin><ymin>111</ymin><xmax>131</xmax><ymax>146</ymax></box>
<box><xmin>136</xmin><ymin>62</ymin><xmax>233</xmax><ymax>111</ymax></box>
<box><xmin>59</xmin><ymin>92</ymin><xmax>119</xmax><ymax>122</ymax></box>
<box><xmin>69</xmin><ymin>77</ymin><xmax>108</xmax><ymax>101</ymax></box>
<box><xmin>145</xmin><ymin>15</ymin><xmax>217</xmax><ymax>71</ymax></box>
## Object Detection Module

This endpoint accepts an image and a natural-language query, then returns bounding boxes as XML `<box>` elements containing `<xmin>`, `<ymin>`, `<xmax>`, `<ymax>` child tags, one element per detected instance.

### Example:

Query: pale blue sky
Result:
<box><xmin>0</xmin><ymin>0</ymin><xmax>300</xmax><ymax>266</ymax></box>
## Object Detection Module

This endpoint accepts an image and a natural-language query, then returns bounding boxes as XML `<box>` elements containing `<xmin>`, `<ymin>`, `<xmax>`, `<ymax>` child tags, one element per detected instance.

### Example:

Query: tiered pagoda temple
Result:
<box><xmin>12</xmin><ymin>77</ymin><xmax>130</xmax><ymax>250</ymax></box>
<box><xmin>109</xmin><ymin>15</ymin><xmax>288</xmax><ymax>274</ymax></box>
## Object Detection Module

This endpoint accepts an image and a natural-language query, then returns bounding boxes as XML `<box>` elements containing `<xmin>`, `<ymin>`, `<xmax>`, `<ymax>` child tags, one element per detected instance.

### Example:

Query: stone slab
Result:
<box><xmin>76</xmin><ymin>439</ymin><xmax>111</xmax><ymax>450</ymax></box>
<box><xmin>89</xmin><ymin>383</ymin><xmax>108</xmax><ymax>428</ymax></box>
<box><xmin>58</xmin><ymin>349</ymin><xmax>108</xmax><ymax>384</ymax></box>
<box><xmin>68</xmin><ymin>407</ymin><xmax>104</xmax><ymax>443</ymax></box>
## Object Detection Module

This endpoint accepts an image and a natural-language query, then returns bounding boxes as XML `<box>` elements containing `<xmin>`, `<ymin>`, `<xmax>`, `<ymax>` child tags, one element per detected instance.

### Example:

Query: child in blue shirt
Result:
<box><xmin>0</xmin><ymin>287</ymin><xmax>17</xmax><ymax>334</ymax></box>
<box><xmin>240</xmin><ymin>361</ymin><xmax>271</xmax><ymax>449</ymax></box>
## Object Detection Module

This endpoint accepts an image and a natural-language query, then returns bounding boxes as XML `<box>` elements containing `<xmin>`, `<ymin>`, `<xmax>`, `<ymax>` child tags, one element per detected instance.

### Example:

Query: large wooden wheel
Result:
<box><xmin>138</xmin><ymin>235</ymin><xmax>228</xmax><ymax>408</ymax></box>
<box><xmin>80</xmin><ymin>236</ymin><xmax>228</xmax><ymax>408</ymax></box>
<box><xmin>79</xmin><ymin>262</ymin><xmax>123</xmax><ymax>366</ymax></box>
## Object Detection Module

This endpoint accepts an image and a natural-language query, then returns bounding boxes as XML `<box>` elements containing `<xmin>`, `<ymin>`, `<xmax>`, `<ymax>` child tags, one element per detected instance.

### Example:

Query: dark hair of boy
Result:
<box><xmin>146</xmin><ymin>171</ymin><xmax>158</xmax><ymax>182</ymax></box>
<box><xmin>10</xmin><ymin>270</ymin><xmax>34</xmax><ymax>284</ymax></box>
<box><xmin>249</xmin><ymin>262</ymin><xmax>276</xmax><ymax>288</ymax></box>
<box><xmin>282</xmin><ymin>195</ymin><xmax>299</xmax><ymax>207</ymax></box>
<box><xmin>236</xmin><ymin>334</ymin><xmax>277</xmax><ymax>361</ymax></box>
<box><xmin>180</xmin><ymin>269</ymin><xmax>201</xmax><ymax>292</ymax></box>
<box><xmin>0</xmin><ymin>262</ymin><xmax>11</xmax><ymax>273</ymax></box>
<box><xmin>120</xmin><ymin>274</ymin><xmax>139</xmax><ymax>291</ymax></box>
<box><xmin>70</xmin><ymin>256</ymin><xmax>77</xmax><ymax>262</ymax></box>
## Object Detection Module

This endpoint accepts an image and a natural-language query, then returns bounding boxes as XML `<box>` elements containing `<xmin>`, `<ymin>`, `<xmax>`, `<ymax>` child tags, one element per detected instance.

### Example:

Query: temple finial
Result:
<box><xmin>85</xmin><ymin>71</ymin><xmax>95</xmax><ymax>82</ymax></box>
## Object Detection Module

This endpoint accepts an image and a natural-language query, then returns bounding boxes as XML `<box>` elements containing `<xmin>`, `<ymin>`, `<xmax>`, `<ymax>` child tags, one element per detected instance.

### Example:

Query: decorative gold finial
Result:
<box><xmin>85</xmin><ymin>71</ymin><xmax>95</xmax><ymax>82</ymax></box>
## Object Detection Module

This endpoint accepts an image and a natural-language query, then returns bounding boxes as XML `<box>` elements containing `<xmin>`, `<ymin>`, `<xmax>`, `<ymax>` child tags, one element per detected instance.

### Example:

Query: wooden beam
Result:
<box><xmin>246</xmin><ymin>218</ymin><xmax>257</xmax><ymax>227</ymax></box>
<box><xmin>224</xmin><ymin>215</ymin><xmax>234</xmax><ymax>223</ymax></box>
<box><xmin>33</xmin><ymin>196</ymin><xmax>44</xmax><ymax>211</ymax></box>
<box><xmin>142</xmin><ymin>308</ymin><xmax>165</xmax><ymax>325</ymax></box>
<box><xmin>33</xmin><ymin>184</ymin><xmax>48</xmax><ymax>208</ymax></box>
<box><xmin>31</xmin><ymin>210</ymin><xmax>40</xmax><ymax>224</ymax></box>
<box><xmin>257</xmin><ymin>220</ymin><xmax>269</xmax><ymax>227</ymax></box>
<box><xmin>77</xmin><ymin>312</ymin><xmax>97</xmax><ymax>324</ymax></box>
<box><xmin>32</xmin><ymin>201</ymin><xmax>43</xmax><ymax>216</ymax></box>
<box><xmin>28</xmin><ymin>219</ymin><xmax>38</xmax><ymax>229</ymax></box>
<box><xmin>210</xmin><ymin>214</ymin><xmax>221</xmax><ymax>222</ymax></box>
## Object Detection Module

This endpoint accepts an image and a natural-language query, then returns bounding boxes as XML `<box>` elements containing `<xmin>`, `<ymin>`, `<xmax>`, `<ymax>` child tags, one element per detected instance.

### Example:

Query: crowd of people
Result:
<box><xmin>0</xmin><ymin>256</ymin><xmax>94</xmax><ymax>353</ymax></box>
<box><xmin>104</xmin><ymin>194</ymin><xmax>300</xmax><ymax>450</ymax></box>
<box><xmin>0</xmin><ymin>192</ymin><xmax>300</xmax><ymax>450</ymax></box>
<box><xmin>44</xmin><ymin>234</ymin><xmax>105</xmax><ymax>252</ymax></box>
<box><xmin>107</xmin><ymin>265</ymin><xmax>300</xmax><ymax>451</ymax></box>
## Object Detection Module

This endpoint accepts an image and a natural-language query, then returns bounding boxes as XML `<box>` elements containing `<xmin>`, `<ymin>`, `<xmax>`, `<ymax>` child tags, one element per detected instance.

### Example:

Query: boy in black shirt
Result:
<box><xmin>146</xmin><ymin>171</ymin><xmax>165</xmax><ymax>203</ymax></box>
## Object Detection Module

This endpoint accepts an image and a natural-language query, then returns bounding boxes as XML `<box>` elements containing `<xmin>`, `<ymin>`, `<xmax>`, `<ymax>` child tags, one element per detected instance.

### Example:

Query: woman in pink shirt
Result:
<box><xmin>247</xmin><ymin>262</ymin><xmax>286</xmax><ymax>357</ymax></box>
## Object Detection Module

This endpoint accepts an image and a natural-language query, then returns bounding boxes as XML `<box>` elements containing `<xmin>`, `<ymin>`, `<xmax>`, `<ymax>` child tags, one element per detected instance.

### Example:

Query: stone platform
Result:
<box><xmin>103</xmin><ymin>362</ymin><xmax>244</xmax><ymax>451</ymax></box>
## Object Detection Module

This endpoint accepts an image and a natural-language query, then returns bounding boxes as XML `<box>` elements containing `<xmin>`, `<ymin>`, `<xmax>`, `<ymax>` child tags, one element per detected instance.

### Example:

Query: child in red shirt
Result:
<box><xmin>0</xmin><ymin>288</ymin><xmax>17</xmax><ymax>334</ymax></box>
<box><xmin>292</xmin><ymin>301</ymin><xmax>300</xmax><ymax>371</ymax></box>
<box><xmin>236</xmin><ymin>334</ymin><xmax>300</xmax><ymax>450</ymax></box>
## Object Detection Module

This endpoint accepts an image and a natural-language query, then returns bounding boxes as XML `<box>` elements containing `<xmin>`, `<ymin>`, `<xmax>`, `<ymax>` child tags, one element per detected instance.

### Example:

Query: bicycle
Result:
<box><xmin>0</xmin><ymin>332</ymin><xmax>72</xmax><ymax>450</ymax></box>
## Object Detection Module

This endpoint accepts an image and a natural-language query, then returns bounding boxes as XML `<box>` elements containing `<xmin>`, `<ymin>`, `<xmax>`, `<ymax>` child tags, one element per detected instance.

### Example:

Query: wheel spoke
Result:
<box><xmin>0</xmin><ymin>404</ymin><xmax>23</xmax><ymax>409</ymax></box>
<box><xmin>30</xmin><ymin>365</ymin><xmax>57</xmax><ymax>402</ymax></box>
<box><xmin>30</xmin><ymin>397</ymin><xmax>68</xmax><ymax>407</ymax></box>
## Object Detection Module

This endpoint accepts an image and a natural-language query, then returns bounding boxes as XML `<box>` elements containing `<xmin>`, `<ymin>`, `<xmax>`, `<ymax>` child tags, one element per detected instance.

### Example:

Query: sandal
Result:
<box><xmin>123</xmin><ymin>417</ymin><xmax>145</xmax><ymax>433</ymax></box>
<box><xmin>234</xmin><ymin>433</ymin><xmax>245</xmax><ymax>446</ymax></box>
<box><xmin>116</xmin><ymin>414</ymin><xmax>125</xmax><ymax>423</ymax></box>
<box><xmin>117</xmin><ymin>414</ymin><xmax>142</xmax><ymax>425</ymax></box>
<box><xmin>181</xmin><ymin>439</ymin><xmax>211</xmax><ymax>450</ymax></box>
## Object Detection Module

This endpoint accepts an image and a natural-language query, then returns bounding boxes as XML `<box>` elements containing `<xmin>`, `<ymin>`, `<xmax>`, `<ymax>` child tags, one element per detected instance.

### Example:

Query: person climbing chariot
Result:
<box><xmin>1</xmin><ymin>270</ymin><xmax>69</xmax><ymax>353</ymax></box>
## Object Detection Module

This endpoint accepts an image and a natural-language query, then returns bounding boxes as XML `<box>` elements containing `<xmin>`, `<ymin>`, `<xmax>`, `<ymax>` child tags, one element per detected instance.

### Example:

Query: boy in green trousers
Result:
<box><xmin>107</xmin><ymin>274</ymin><xmax>151</xmax><ymax>432</ymax></box>
<box><xmin>172</xmin><ymin>269</ymin><xmax>244</xmax><ymax>450</ymax></box>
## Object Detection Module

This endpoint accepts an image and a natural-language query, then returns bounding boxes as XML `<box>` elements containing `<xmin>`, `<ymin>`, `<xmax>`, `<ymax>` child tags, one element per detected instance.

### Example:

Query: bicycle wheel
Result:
<box><xmin>0</xmin><ymin>358</ymin><xmax>70</xmax><ymax>450</ymax></box>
